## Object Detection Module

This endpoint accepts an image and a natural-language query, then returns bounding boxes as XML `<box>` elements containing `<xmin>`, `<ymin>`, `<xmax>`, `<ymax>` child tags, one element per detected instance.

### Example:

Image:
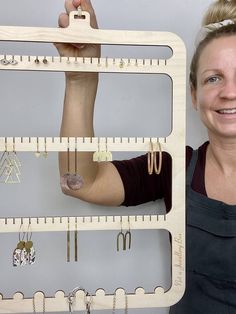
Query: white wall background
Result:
<box><xmin>0</xmin><ymin>0</ymin><xmax>211</xmax><ymax>313</ymax></box>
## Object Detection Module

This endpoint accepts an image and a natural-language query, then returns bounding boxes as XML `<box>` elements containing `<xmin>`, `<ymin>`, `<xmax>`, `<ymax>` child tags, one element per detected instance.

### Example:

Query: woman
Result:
<box><xmin>56</xmin><ymin>0</ymin><xmax>236</xmax><ymax>312</ymax></box>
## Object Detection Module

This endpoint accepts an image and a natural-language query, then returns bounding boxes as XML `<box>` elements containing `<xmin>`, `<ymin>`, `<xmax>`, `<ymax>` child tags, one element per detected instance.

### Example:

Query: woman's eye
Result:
<box><xmin>205</xmin><ymin>76</ymin><xmax>221</xmax><ymax>84</ymax></box>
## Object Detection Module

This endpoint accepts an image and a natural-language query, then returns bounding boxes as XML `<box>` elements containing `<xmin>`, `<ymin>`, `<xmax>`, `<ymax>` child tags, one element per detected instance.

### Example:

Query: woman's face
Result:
<box><xmin>191</xmin><ymin>35</ymin><xmax>236</xmax><ymax>140</ymax></box>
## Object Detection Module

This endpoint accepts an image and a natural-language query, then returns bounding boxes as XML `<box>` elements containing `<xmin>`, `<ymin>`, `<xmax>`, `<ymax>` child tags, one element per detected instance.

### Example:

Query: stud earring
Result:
<box><xmin>9</xmin><ymin>56</ymin><xmax>18</xmax><ymax>65</ymax></box>
<box><xmin>35</xmin><ymin>57</ymin><xmax>40</xmax><ymax>64</ymax></box>
<box><xmin>0</xmin><ymin>56</ymin><xmax>9</xmax><ymax>65</ymax></box>
<box><xmin>42</xmin><ymin>57</ymin><xmax>48</xmax><ymax>64</ymax></box>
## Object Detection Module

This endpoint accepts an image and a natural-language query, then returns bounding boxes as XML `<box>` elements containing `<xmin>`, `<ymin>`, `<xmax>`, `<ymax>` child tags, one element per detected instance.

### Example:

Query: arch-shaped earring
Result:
<box><xmin>124</xmin><ymin>218</ymin><xmax>131</xmax><ymax>250</ymax></box>
<box><xmin>117</xmin><ymin>220</ymin><xmax>125</xmax><ymax>251</ymax></box>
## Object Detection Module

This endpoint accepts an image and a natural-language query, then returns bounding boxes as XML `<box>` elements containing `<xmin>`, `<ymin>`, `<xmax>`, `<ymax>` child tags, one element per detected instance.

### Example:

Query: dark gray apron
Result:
<box><xmin>170</xmin><ymin>149</ymin><xmax>236</xmax><ymax>314</ymax></box>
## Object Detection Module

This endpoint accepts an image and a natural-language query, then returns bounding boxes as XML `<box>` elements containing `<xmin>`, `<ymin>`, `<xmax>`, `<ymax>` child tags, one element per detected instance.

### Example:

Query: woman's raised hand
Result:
<box><xmin>55</xmin><ymin>0</ymin><xmax>100</xmax><ymax>65</ymax></box>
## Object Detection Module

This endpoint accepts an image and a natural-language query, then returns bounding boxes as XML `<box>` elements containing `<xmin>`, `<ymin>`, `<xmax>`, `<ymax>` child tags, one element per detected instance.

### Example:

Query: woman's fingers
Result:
<box><xmin>69</xmin><ymin>0</ymin><xmax>98</xmax><ymax>29</ymax></box>
<box><xmin>64</xmin><ymin>0</ymin><xmax>77</xmax><ymax>14</ymax></box>
<box><xmin>58</xmin><ymin>12</ymin><xmax>70</xmax><ymax>28</ymax></box>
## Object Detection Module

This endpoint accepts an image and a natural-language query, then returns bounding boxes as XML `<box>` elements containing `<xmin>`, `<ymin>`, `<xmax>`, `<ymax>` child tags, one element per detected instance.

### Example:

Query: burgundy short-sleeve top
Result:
<box><xmin>112</xmin><ymin>141</ymin><xmax>209</xmax><ymax>212</ymax></box>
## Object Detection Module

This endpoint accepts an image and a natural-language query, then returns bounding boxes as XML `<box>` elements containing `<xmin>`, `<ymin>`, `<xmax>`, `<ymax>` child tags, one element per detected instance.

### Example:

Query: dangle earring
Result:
<box><xmin>68</xmin><ymin>287</ymin><xmax>78</xmax><ymax>314</ymax></box>
<box><xmin>117</xmin><ymin>219</ymin><xmax>131</xmax><ymax>251</ymax></box>
<box><xmin>13</xmin><ymin>224</ymin><xmax>26</xmax><ymax>266</ymax></box>
<box><xmin>66</xmin><ymin>218</ymin><xmax>79</xmax><ymax>262</ymax></box>
<box><xmin>35</xmin><ymin>137</ymin><xmax>41</xmax><ymax>158</ymax></box>
<box><xmin>67</xmin><ymin>288</ymin><xmax>92</xmax><ymax>314</ymax></box>
<box><xmin>74</xmin><ymin>218</ymin><xmax>78</xmax><ymax>262</ymax></box>
<box><xmin>61</xmin><ymin>140</ymin><xmax>84</xmax><ymax>191</ymax></box>
<box><xmin>25</xmin><ymin>224</ymin><xmax>36</xmax><ymax>265</ymax></box>
<box><xmin>112</xmin><ymin>292</ymin><xmax>128</xmax><ymax>314</ymax></box>
<box><xmin>0</xmin><ymin>138</ymin><xmax>21</xmax><ymax>183</ymax></box>
<box><xmin>84</xmin><ymin>291</ymin><xmax>93</xmax><ymax>314</ymax></box>
<box><xmin>43</xmin><ymin>138</ymin><xmax>48</xmax><ymax>158</ymax></box>
<box><xmin>67</xmin><ymin>218</ymin><xmax>70</xmax><ymax>262</ymax></box>
<box><xmin>60</xmin><ymin>143</ymin><xmax>71</xmax><ymax>191</ymax></box>
<box><xmin>13</xmin><ymin>224</ymin><xmax>35</xmax><ymax>266</ymax></box>
<box><xmin>67</xmin><ymin>140</ymin><xmax>84</xmax><ymax>190</ymax></box>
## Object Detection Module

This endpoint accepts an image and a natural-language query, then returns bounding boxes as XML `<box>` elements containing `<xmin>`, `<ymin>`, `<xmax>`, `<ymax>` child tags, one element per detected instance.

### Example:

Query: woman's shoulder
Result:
<box><xmin>186</xmin><ymin>141</ymin><xmax>209</xmax><ymax>168</ymax></box>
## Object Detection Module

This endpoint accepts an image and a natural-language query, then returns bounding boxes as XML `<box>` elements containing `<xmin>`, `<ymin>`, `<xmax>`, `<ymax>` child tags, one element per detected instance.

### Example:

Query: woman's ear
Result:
<box><xmin>191</xmin><ymin>84</ymin><xmax>198</xmax><ymax>110</ymax></box>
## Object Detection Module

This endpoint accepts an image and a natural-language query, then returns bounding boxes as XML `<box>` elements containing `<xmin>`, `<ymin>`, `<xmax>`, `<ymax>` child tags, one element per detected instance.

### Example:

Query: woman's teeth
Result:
<box><xmin>217</xmin><ymin>108</ymin><xmax>236</xmax><ymax>114</ymax></box>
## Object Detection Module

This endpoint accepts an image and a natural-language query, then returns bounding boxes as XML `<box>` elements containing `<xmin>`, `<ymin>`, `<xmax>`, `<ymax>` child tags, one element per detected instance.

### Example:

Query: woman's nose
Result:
<box><xmin>220</xmin><ymin>78</ymin><xmax>236</xmax><ymax>100</ymax></box>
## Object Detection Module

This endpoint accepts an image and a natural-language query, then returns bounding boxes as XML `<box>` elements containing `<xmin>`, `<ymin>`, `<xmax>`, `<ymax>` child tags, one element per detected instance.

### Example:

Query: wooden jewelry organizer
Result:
<box><xmin>0</xmin><ymin>7</ymin><xmax>186</xmax><ymax>313</ymax></box>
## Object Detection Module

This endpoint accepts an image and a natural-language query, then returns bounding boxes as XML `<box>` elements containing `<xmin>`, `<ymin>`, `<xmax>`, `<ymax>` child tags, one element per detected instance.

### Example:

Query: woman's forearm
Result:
<box><xmin>59</xmin><ymin>73</ymin><xmax>99</xmax><ymax>187</ymax></box>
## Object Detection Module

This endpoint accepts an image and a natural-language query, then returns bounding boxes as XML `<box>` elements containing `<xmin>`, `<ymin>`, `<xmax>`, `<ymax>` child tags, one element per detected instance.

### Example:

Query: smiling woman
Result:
<box><xmin>192</xmin><ymin>36</ymin><xmax>236</xmax><ymax>142</ymax></box>
<box><xmin>56</xmin><ymin>0</ymin><xmax>236</xmax><ymax>313</ymax></box>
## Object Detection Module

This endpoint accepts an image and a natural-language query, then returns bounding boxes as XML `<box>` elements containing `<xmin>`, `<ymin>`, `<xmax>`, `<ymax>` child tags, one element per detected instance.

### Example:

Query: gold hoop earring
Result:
<box><xmin>147</xmin><ymin>141</ymin><xmax>154</xmax><ymax>175</ymax></box>
<box><xmin>153</xmin><ymin>141</ymin><xmax>162</xmax><ymax>175</ymax></box>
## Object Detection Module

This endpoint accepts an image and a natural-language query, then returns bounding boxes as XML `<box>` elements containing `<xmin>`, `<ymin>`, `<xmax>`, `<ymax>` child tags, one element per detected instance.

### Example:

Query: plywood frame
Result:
<box><xmin>0</xmin><ymin>8</ymin><xmax>186</xmax><ymax>312</ymax></box>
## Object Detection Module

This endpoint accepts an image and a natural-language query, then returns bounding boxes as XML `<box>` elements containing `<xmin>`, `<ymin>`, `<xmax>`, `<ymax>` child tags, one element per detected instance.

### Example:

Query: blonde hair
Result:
<box><xmin>190</xmin><ymin>0</ymin><xmax>236</xmax><ymax>89</ymax></box>
<box><xmin>202</xmin><ymin>0</ymin><xmax>236</xmax><ymax>26</ymax></box>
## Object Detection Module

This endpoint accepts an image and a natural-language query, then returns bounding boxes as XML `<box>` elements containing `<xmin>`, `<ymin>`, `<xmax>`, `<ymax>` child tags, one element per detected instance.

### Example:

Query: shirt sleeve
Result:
<box><xmin>112</xmin><ymin>152</ymin><xmax>172</xmax><ymax>211</ymax></box>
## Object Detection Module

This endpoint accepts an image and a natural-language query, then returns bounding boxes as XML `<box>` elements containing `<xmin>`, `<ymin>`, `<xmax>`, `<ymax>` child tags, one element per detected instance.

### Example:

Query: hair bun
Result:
<box><xmin>203</xmin><ymin>0</ymin><xmax>236</xmax><ymax>26</ymax></box>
